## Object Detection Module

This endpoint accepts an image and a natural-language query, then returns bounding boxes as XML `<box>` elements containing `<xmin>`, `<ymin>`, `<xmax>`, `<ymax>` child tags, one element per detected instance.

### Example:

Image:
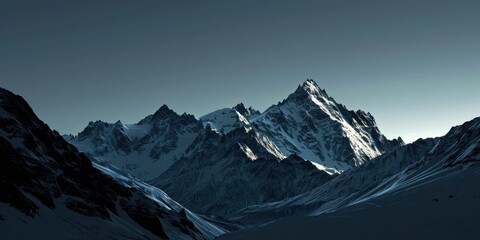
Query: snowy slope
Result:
<box><xmin>92</xmin><ymin>161</ymin><xmax>226</xmax><ymax>239</ymax></box>
<box><xmin>66</xmin><ymin>104</ymin><xmax>203</xmax><ymax>181</ymax></box>
<box><xmin>0</xmin><ymin>88</ymin><xmax>225</xmax><ymax>240</ymax></box>
<box><xmin>221</xmin><ymin>164</ymin><xmax>480</xmax><ymax>240</ymax></box>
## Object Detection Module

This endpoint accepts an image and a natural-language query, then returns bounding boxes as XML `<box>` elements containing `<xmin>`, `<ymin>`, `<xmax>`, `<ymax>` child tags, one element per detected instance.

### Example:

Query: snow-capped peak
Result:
<box><xmin>138</xmin><ymin>104</ymin><xmax>177</xmax><ymax>124</ymax></box>
<box><xmin>301</xmin><ymin>78</ymin><xmax>328</xmax><ymax>96</ymax></box>
<box><xmin>250</xmin><ymin>79</ymin><xmax>403</xmax><ymax>173</ymax></box>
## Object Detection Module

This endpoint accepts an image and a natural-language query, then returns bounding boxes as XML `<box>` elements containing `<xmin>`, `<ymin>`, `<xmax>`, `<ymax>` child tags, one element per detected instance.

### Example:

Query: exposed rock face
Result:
<box><xmin>0</xmin><ymin>88</ymin><xmax>224</xmax><ymax>240</ymax></box>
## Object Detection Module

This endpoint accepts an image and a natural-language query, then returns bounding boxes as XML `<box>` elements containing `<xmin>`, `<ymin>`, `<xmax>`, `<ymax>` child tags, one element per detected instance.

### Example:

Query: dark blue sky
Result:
<box><xmin>1</xmin><ymin>0</ymin><xmax>479</xmax><ymax>142</ymax></box>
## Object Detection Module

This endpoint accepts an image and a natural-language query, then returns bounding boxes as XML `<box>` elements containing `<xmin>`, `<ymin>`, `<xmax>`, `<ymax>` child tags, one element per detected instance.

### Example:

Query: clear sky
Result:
<box><xmin>1</xmin><ymin>0</ymin><xmax>479</xmax><ymax>143</ymax></box>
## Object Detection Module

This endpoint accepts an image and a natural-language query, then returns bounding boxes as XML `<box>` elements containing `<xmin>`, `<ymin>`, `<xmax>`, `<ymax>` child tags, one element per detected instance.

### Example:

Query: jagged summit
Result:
<box><xmin>157</xmin><ymin>103</ymin><xmax>172</xmax><ymax>111</ymax></box>
<box><xmin>135</xmin><ymin>104</ymin><xmax>199</xmax><ymax>128</ymax></box>
<box><xmin>301</xmin><ymin>79</ymin><xmax>329</xmax><ymax>96</ymax></box>
<box><xmin>286</xmin><ymin>79</ymin><xmax>330</xmax><ymax>102</ymax></box>
<box><xmin>289</xmin><ymin>79</ymin><xmax>337</xmax><ymax>108</ymax></box>
<box><xmin>249</xmin><ymin>79</ymin><xmax>403</xmax><ymax>173</ymax></box>
<box><xmin>233</xmin><ymin>103</ymin><xmax>261</xmax><ymax>117</ymax></box>
<box><xmin>233</xmin><ymin>102</ymin><xmax>248</xmax><ymax>112</ymax></box>
<box><xmin>77</xmin><ymin>120</ymin><xmax>111</xmax><ymax>140</ymax></box>
<box><xmin>152</xmin><ymin>104</ymin><xmax>174</xmax><ymax>115</ymax></box>
<box><xmin>138</xmin><ymin>104</ymin><xmax>177</xmax><ymax>124</ymax></box>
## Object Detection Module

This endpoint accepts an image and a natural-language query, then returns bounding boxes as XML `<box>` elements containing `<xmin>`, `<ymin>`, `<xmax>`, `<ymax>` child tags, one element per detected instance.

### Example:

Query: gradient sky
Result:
<box><xmin>1</xmin><ymin>0</ymin><xmax>479</xmax><ymax>143</ymax></box>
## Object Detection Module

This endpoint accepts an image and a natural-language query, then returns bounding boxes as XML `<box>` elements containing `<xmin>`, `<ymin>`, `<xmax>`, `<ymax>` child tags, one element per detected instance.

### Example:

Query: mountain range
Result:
<box><xmin>66</xmin><ymin>79</ymin><xmax>403</xmax><ymax>216</ymax></box>
<box><xmin>1</xmin><ymin>79</ymin><xmax>479</xmax><ymax>239</ymax></box>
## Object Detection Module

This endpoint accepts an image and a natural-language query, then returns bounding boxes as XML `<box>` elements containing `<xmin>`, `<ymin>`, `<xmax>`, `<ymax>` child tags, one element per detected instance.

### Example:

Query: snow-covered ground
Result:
<box><xmin>221</xmin><ymin>165</ymin><xmax>480</xmax><ymax>240</ymax></box>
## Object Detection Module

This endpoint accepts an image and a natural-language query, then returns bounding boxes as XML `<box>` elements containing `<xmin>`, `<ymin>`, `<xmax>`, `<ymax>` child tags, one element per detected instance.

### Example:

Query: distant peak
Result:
<box><xmin>233</xmin><ymin>103</ymin><xmax>249</xmax><ymax>116</ymax></box>
<box><xmin>233</xmin><ymin>103</ymin><xmax>261</xmax><ymax>117</ymax></box>
<box><xmin>395</xmin><ymin>137</ymin><xmax>405</xmax><ymax>145</ymax></box>
<box><xmin>137</xmin><ymin>104</ymin><xmax>179</xmax><ymax>124</ymax></box>
<box><xmin>301</xmin><ymin>79</ymin><xmax>326</xmax><ymax>95</ymax></box>
<box><xmin>178</xmin><ymin>112</ymin><xmax>199</xmax><ymax>124</ymax></box>
<box><xmin>287</xmin><ymin>79</ymin><xmax>329</xmax><ymax>104</ymax></box>
<box><xmin>302</xmin><ymin>79</ymin><xmax>318</xmax><ymax>87</ymax></box>
<box><xmin>157</xmin><ymin>104</ymin><xmax>172</xmax><ymax>112</ymax></box>
<box><xmin>152</xmin><ymin>104</ymin><xmax>176</xmax><ymax>118</ymax></box>
<box><xmin>234</xmin><ymin>103</ymin><xmax>247</xmax><ymax>112</ymax></box>
<box><xmin>355</xmin><ymin>110</ymin><xmax>373</xmax><ymax>119</ymax></box>
<box><xmin>88</xmin><ymin>120</ymin><xmax>108</xmax><ymax>126</ymax></box>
